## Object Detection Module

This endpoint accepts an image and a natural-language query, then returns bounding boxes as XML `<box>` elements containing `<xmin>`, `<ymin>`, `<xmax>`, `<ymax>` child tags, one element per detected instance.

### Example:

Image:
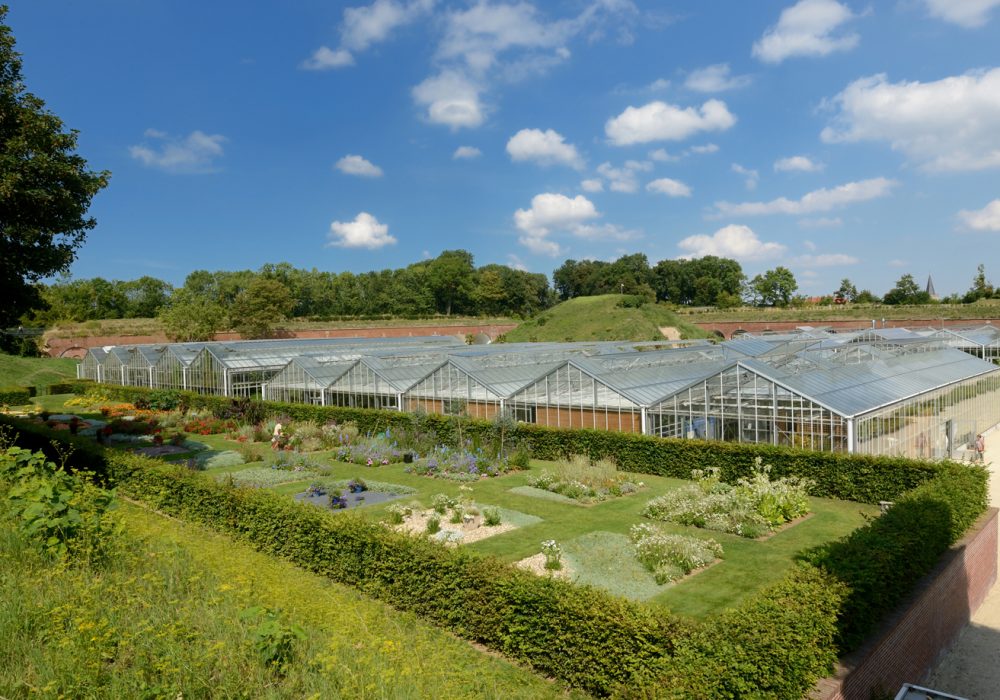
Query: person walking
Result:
<box><xmin>975</xmin><ymin>434</ymin><xmax>985</xmax><ymax>463</ymax></box>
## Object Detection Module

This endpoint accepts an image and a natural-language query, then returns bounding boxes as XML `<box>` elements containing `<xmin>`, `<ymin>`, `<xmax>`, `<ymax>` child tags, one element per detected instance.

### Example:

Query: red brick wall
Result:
<box><xmin>813</xmin><ymin>507</ymin><xmax>998</xmax><ymax>700</ymax></box>
<box><xmin>44</xmin><ymin>323</ymin><xmax>518</xmax><ymax>358</ymax></box>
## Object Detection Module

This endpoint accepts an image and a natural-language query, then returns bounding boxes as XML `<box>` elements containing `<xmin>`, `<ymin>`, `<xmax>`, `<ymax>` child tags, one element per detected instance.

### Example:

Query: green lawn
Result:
<box><xmin>35</xmin><ymin>396</ymin><xmax>876</xmax><ymax>619</ymax></box>
<box><xmin>504</xmin><ymin>295</ymin><xmax>711</xmax><ymax>342</ymax></box>
<box><xmin>678</xmin><ymin>299</ymin><xmax>1000</xmax><ymax>323</ymax></box>
<box><xmin>178</xmin><ymin>433</ymin><xmax>876</xmax><ymax>619</ymax></box>
<box><xmin>0</xmin><ymin>353</ymin><xmax>77</xmax><ymax>388</ymax></box>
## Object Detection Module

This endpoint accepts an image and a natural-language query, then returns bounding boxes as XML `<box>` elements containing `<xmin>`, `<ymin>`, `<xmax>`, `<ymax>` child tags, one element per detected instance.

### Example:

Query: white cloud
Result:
<box><xmin>924</xmin><ymin>0</ymin><xmax>1000</xmax><ymax>28</ymax></box>
<box><xmin>753</xmin><ymin>0</ymin><xmax>859</xmax><ymax>64</ymax></box>
<box><xmin>774</xmin><ymin>155</ymin><xmax>823</xmax><ymax>172</ymax></box>
<box><xmin>821</xmin><ymin>68</ymin><xmax>1000</xmax><ymax>172</ymax></box>
<box><xmin>514</xmin><ymin>192</ymin><xmax>628</xmax><ymax>255</ymax></box>
<box><xmin>731</xmin><ymin>163</ymin><xmax>759</xmax><ymax>191</ymax></box>
<box><xmin>649</xmin><ymin>148</ymin><xmax>678</xmax><ymax>162</ymax></box>
<box><xmin>327</xmin><ymin>212</ymin><xmax>397</xmax><ymax>249</ymax></box>
<box><xmin>335</xmin><ymin>154</ymin><xmax>384</xmax><ymax>177</ymax></box>
<box><xmin>803</xmin><ymin>240</ymin><xmax>817</xmax><ymax>250</ymax></box>
<box><xmin>958</xmin><ymin>199</ymin><xmax>1000</xmax><ymax>231</ymax></box>
<box><xmin>888</xmin><ymin>259</ymin><xmax>908</xmax><ymax>267</ymax></box>
<box><xmin>713</xmin><ymin>177</ymin><xmax>896</xmax><ymax>216</ymax></box>
<box><xmin>580</xmin><ymin>178</ymin><xmax>604</xmax><ymax>192</ymax></box>
<box><xmin>129</xmin><ymin>129</ymin><xmax>226</xmax><ymax>174</ymax></box>
<box><xmin>506</xmin><ymin>128</ymin><xmax>584</xmax><ymax>169</ymax></box>
<box><xmin>341</xmin><ymin>0</ymin><xmax>433</xmax><ymax>52</ymax></box>
<box><xmin>605</xmin><ymin>99</ymin><xmax>736</xmax><ymax>145</ymax></box>
<box><xmin>412</xmin><ymin>71</ymin><xmax>485</xmax><ymax>129</ymax></box>
<box><xmin>647</xmin><ymin>78</ymin><xmax>671</xmax><ymax>91</ymax></box>
<box><xmin>596</xmin><ymin>160</ymin><xmax>652</xmax><ymax>193</ymax></box>
<box><xmin>685</xmin><ymin>63</ymin><xmax>751</xmax><ymax>92</ymax></box>
<box><xmin>506</xmin><ymin>253</ymin><xmax>528</xmax><ymax>271</ymax></box>
<box><xmin>792</xmin><ymin>252</ymin><xmax>859</xmax><ymax>266</ymax></box>
<box><xmin>646</xmin><ymin>177</ymin><xmax>692</xmax><ymax>197</ymax></box>
<box><xmin>689</xmin><ymin>143</ymin><xmax>719</xmax><ymax>154</ymax></box>
<box><xmin>678</xmin><ymin>224</ymin><xmax>787</xmax><ymax>261</ymax></box>
<box><xmin>300</xmin><ymin>46</ymin><xmax>355</xmax><ymax>70</ymax></box>
<box><xmin>452</xmin><ymin>145</ymin><xmax>482</xmax><ymax>159</ymax></box>
<box><xmin>798</xmin><ymin>216</ymin><xmax>843</xmax><ymax>228</ymax></box>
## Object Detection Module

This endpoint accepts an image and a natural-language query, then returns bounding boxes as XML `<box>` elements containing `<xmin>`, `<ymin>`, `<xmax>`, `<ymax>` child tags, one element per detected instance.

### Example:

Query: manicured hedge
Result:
<box><xmin>44</xmin><ymin>380</ymin><xmax>91</xmax><ymax>395</ymax></box>
<box><xmin>801</xmin><ymin>461</ymin><xmax>989</xmax><ymax>650</ymax></box>
<box><xmin>88</xmin><ymin>384</ymin><xmax>944</xmax><ymax>504</ymax></box>
<box><xmin>5</xmin><ymin>416</ymin><xmax>846</xmax><ymax>697</ymax></box>
<box><xmin>0</xmin><ymin>386</ymin><xmax>32</xmax><ymax>405</ymax></box>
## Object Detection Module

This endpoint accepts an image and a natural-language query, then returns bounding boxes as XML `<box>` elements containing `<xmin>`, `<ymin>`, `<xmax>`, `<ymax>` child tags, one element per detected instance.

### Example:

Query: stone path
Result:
<box><xmin>925</xmin><ymin>429</ymin><xmax>1000</xmax><ymax>699</ymax></box>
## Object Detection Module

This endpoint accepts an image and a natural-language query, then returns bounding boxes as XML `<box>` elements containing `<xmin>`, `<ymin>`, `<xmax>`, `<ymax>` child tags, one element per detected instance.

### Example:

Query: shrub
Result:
<box><xmin>431</xmin><ymin>493</ymin><xmax>456</xmax><ymax>514</ymax></box>
<box><xmin>482</xmin><ymin>507</ymin><xmax>502</xmax><ymax>526</ymax></box>
<box><xmin>425</xmin><ymin>515</ymin><xmax>441</xmax><ymax>534</ymax></box>
<box><xmin>0</xmin><ymin>386</ymin><xmax>31</xmax><ymax>406</ymax></box>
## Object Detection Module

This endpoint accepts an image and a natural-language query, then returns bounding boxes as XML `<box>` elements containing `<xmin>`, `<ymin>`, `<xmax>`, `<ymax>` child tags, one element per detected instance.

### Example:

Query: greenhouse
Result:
<box><xmin>77</xmin><ymin>347</ymin><xmax>107</xmax><ymax>382</ymax></box>
<box><xmin>78</xmin><ymin>331</ymin><xmax>1000</xmax><ymax>458</ymax></box>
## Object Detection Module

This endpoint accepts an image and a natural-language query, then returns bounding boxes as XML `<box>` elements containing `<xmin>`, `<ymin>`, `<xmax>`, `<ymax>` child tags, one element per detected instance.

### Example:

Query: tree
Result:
<box><xmin>963</xmin><ymin>264</ymin><xmax>994</xmax><ymax>303</ymax></box>
<box><xmin>0</xmin><ymin>7</ymin><xmax>109</xmax><ymax>327</ymax></box>
<box><xmin>229</xmin><ymin>278</ymin><xmax>295</xmax><ymax>339</ymax></box>
<box><xmin>749</xmin><ymin>267</ymin><xmax>798</xmax><ymax>307</ymax></box>
<box><xmin>883</xmin><ymin>274</ymin><xmax>930</xmax><ymax>305</ymax></box>
<box><xmin>159</xmin><ymin>289</ymin><xmax>225</xmax><ymax>342</ymax></box>
<box><xmin>834</xmin><ymin>278</ymin><xmax>858</xmax><ymax>303</ymax></box>
<box><xmin>425</xmin><ymin>250</ymin><xmax>475</xmax><ymax>315</ymax></box>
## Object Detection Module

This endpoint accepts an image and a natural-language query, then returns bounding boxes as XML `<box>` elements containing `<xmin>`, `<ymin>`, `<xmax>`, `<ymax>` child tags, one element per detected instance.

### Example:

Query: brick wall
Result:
<box><xmin>812</xmin><ymin>507</ymin><xmax>998</xmax><ymax>700</ymax></box>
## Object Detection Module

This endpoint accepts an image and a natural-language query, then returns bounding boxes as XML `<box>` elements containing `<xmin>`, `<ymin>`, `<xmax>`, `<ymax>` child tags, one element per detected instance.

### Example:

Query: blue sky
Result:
<box><xmin>11</xmin><ymin>0</ymin><xmax>1000</xmax><ymax>297</ymax></box>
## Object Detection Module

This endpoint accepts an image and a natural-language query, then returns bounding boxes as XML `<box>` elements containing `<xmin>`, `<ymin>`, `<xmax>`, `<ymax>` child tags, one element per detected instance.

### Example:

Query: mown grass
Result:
<box><xmin>0</xmin><ymin>353</ymin><xmax>77</xmax><ymax>389</ymax></box>
<box><xmin>0</xmin><ymin>497</ymin><xmax>581</xmax><ymax>699</ymax></box>
<box><xmin>179</xmin><ymin>432</ymin><xmax>876</xmax><ymax>618</ymax></box>
<box><xmin>677</xmin><ymin>299</ymin><xmax>1000</xmax><ymax>323</ymax></box>
<box><xmin>504</xmin><ymin>295</ymin><xmax>712</xmax><ymax>342</ymax></box>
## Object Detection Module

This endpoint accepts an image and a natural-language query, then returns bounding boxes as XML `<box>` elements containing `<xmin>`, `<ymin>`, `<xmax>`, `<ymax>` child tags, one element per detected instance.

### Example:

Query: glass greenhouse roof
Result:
<box><xmin>739</xmin><ymin>346</ymin><xmax>999</xmax><ymax>418</ymax></box>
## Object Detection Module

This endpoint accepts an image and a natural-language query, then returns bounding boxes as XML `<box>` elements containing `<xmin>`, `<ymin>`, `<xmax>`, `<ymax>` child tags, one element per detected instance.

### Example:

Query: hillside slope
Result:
<box><xmin>503</xmin><ymin>295</ymin><xmax>711</xmax><ymax>342</ymax></box>
<box><xmin>0</xmin><ymin>354</ymin><xmax>77</xmax><ymax>387</ymax></box>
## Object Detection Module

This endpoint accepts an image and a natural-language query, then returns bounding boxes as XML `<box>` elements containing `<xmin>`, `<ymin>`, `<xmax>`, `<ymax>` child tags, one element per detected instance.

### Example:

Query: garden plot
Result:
<box><xmin>294</xmin><ymin>478</ymin><xmax>415</xmax><ymax>511</ymax></box>
<box><xmin>390</xmin><ymin>500</ymin><xmax>541</xmax><ymax>546</ymax></box>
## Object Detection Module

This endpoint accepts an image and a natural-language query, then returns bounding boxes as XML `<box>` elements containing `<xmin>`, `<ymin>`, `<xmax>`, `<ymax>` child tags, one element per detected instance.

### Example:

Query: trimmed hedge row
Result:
<box><xmin>801</xmin><ymin>461</ymin><xmax>989</xmax><ymax>650</ymax></box>
<box><xmin>89</xmin><ymin>384</ymin><xmax>943</xmax><ymax>504</ymax></box>
<box><xmin>5</xmin><ymin>416</ymin><xmax>846</xmax><ymax>698</ymax></box>
<box><xmin>0</xmin><ymin>386</ymin><xmax>32</xmax><ymax>405</ymax></box>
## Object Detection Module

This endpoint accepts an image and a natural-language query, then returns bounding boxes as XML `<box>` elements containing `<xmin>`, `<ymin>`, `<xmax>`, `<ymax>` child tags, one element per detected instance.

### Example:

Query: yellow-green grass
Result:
<box><xmin>0</xmin><ymin>353</ymin><xmax>77</xmax><ymax>388</ymax></box>
<box><xmin>678</xmin><ymin>299</ymin><xmax>1000</xmax><ymax>323</ymax></box>
<box><xmin>0</xmin><ymin>498</ymin><xmax>580</xmax><ymax>699</ymax></box>
<box><xmin>504</xmin><ymin>295</ymin><xmax>712</xmax><ymax>342</ymax></box>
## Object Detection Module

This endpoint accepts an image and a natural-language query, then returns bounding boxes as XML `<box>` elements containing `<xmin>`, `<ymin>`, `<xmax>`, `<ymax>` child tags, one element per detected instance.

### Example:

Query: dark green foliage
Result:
<box><xmin>42</xmin><ymin>380</ymin><xmax>91</xmax><ymax>396</ymax></box>
<box><xmin>0</xmin><ymin>385</ymin><xmax>30</xmax><ymax>405</ymax></box>
<box><xmin>801</xmin><ymin>462</ymin><xmax>988</xmax><ymax>650</ymax></box>
<box><xmin>646</xmin><ymin>565</ymin><xmax>845</xmax><ymax>699</ymax></box>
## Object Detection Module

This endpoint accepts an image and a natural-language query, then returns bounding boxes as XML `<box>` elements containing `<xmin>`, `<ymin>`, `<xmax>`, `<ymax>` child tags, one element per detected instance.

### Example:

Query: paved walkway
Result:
<box><xmin>925</xmin><ymin>429</ymin><xmax>1000</xmax><ymax>699</ymax></box>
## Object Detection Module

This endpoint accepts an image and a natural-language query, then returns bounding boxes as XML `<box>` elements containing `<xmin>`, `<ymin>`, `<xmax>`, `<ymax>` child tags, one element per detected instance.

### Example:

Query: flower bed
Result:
<box><xmin>525</xmin><ymin>454</ymin><xmax>642</xmax><ymax>503</ymax></box>
<box><xmin>183</xmin><ymin>416</ymin><xmax>238</xmax><ymax>435</ymax></box>
<box><xmin>406</xmin><ymin>445</ymin><xmax>516</xmax><ymax>481</ymax></box>
<box><xmin>629</xmin><ymin>524</ymin><xmax>723</xmax><ymax>584</ymax></box>
<box><xmin>642</xmin><ymin>459</ymin><xmax>812</xmax><ymax>538</ymax></box>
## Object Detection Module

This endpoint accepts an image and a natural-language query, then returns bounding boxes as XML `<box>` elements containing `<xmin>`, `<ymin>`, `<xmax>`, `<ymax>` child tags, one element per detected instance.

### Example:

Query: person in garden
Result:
<box><xmin>975</xmin><ymin>434</ymin><xmax>985</xmax><ymax>463</ymax></box>
<box><xmin>271</xmin><ymin>422</ymin><xmax>284</xmax><ymax>450</ymax></box>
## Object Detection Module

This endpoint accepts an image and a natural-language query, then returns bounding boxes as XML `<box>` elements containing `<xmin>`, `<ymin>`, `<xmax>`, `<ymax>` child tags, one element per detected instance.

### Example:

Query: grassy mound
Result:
<box><xmin>504</xmin><ymin>295</ymin><xmax>711</xmax><ymax>342</ymax></box>
<box><xmin>0</xmin><ymin>353</ymin><xmax>78</xmax><ymax>388</ymax></box>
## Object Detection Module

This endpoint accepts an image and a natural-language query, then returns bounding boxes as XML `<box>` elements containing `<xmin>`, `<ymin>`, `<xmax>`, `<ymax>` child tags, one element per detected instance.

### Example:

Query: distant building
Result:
<box><xmin>926</xmin><ymin>275</ymin><xmax>939</xmax><ymax>301</ymax></box>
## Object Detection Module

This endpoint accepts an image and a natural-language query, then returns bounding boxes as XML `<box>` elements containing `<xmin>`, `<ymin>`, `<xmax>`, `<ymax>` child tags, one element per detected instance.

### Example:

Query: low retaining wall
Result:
<box><xmin>813</xmin><ymin>507</ymin><xmax>998</xmax><ymax>700</ymax></box>
<box><xmin>44</xmin><ymin>323</ymin><xmax>518</xmax><ymax>358</ymax></box>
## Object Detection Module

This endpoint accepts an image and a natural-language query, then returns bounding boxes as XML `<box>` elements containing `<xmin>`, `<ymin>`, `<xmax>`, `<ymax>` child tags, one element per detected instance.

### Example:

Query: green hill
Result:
<box><xmin>0</xmin><ymin>353</ymin><xmax>78</xmax><ymax>388</ymax></box>
<box><xmin>503</xmin><ymin>295</ymin><xmax>712</xmax><ymax>343</ymax></box>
